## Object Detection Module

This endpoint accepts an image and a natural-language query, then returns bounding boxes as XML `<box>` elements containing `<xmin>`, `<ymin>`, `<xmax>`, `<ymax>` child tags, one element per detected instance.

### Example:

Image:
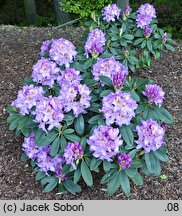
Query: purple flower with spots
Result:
<box><xmin>11</xmin><ymin>85</ymin><xmax>44</xmax><ymax>116</ymax></box>
<box><xmin>60</xmin><ymin>83</ymin><xmax>91</xmax><ymax>117</ymax></box>
<box><xmin>84</xmin><ymin>29</ymin><xmax>106</xmax><ymax>58</ymax></box>
<box><xmin>32</xmin><ymin>96</ymin><xmax>64</xmax><ymax>132</ymax></box>
<box><xmin>100</xmin><ymin>91</ymin><xmax>138</xmax><ymax>126</ymax></box>
<box><xmin>40</xmin><ymin>39</ymin><xmax>52</xmax><ymax>57</ymax></box>
<box><xmin>22</xmin><ymin>133</ymin><xmax>39</xmax><ymax>160</ymax></box>
<box><xmin>136</xmin><ymin>3</ymin><xmax>156</xmax><ymax>29</ymax></box>
<box><xmin>118</xmin><ymin>153</ymin><xmax>132</xmax><ymax>170</ymax></box>
<box><xmin>144</xmin><ymin>27</ymin><xmax>152</xmax><ymax>37</ymax></box>
<box><xmin>87</xmin><ymin>125</ymin><xmax>123</xmax><ymax>161</ymax></box>
<box><xmin>49</xmin><ymin>38</ymin><xmax>77</xmax><ymax>67</ymax></box>
<box><xmin>102</xmin><ymin>4</ymin><xmax>120</xmax><ymax>22</ymax></box>
<box><xmin>64</xmin><ymin>142</ymin><xmax>84</xmax><ymax>169</ymax></box>
<box><xmin>32</xmin><ymin>58</ymin><xmax>60</xmax><ymax>87</ymax></box>
<box><xmin>57</xmin><ymin>67</ymin><xmax>81</xmax><ymax>87</ymax></box>
<box><xmin>143</xmin><ymin>84</ymin><xmax>165</xmax><ymax>107</ymax></box>
<box><xmin>135</xmin><ymin>119</ymin><xmax>165</xmax><ymax>153</ymax></box>
<box><xmin>92</xmin><ymin>57</ymin><xmax>128</xmax><ymax>86</ymax></box>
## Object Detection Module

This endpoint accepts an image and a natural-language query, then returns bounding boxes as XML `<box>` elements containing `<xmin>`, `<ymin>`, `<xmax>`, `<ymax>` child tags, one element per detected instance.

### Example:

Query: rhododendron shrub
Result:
<box><xmin>6</xmin><ymin>3</ymin><xmax>174</xmax><ymax>197</ymax></box>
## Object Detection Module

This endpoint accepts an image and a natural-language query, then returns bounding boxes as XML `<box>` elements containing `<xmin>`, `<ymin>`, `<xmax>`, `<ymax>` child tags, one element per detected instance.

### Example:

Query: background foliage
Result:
<box><xmin>0</xmin><ymin>0</ymin><xmax>181</xmax><ymax>38</ymax></box>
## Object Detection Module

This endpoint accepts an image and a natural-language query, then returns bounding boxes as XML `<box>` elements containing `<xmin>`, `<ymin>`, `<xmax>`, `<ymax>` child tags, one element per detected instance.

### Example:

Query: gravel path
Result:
<box><xmin>0</xmin><ymin>26</ymin><xmax>181</xmax><ymax>200</ymax></box>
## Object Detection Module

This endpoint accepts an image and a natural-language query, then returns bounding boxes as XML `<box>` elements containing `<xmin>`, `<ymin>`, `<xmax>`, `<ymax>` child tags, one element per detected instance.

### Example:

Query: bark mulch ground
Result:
<box><xmin>0</xmin><ymin>26</ymin><xmax>181</xmax><ymax>200</ymax></box>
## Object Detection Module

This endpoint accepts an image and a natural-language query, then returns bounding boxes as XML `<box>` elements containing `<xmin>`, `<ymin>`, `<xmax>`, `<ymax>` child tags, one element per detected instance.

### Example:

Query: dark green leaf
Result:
<box><xmin>20</xmin><ymin>153</ymin><xmax>29</xmax><ymax>161</ymax></box>
<box><xmin>81</xmin><ymin>160</ymin><xmax>93</xmax><ymax>186</ymax></box>
<box><xmin>60</xmin><ymin>135</ymin><xmax>67</xmax><ymax>149</ymax></box>
<box><xmin>63</xmin><ymin>179</ymin><xmax>81</xmax><ymax>194</ymax></box>
<box><xmin>125</xmin><ymin>169</ymin><xmax>143</xmax><ymax>186</ymax></box>
<box><xmin>100</xmin><ymin>169</ymin><xmax>115</xmax><ymax>184</ymax></box>
<box><xmin>74</xmin><ymin>166</ymin><xmax>81</xmax><ymax>183</ymax></box>
<box><xmin>74</xmin><ymin>114</ymin><xmax>84</xmax><ymax>136</ymax></box>
<box><xmin>80</xmin><ymin>137</ymin><xmax>87</xmax><ymax>150</ymax></box>
<box><xmin>155</xmin><ymin>107</ymin><xmax>173</xmax><ymax>124</ymax></box>
<box><xmin>6</xmin><ymin>106</ymin><xmax>18</xmax><ymax>114</ymax></box>
<box><xmin>129</xmin><ymin>91</ymin><xmax>140</xmax><ymax>101</ymax></box>
<box><xmin>120</xmin><ymin>171</ymin><xmax>130</xmax><ymax>197</ymax></box>
<box><xmin>153</xmin><ymin>149</ymin><xmax>169</xmax><ymax>162</ymax></box>
<box><xmin>99</xmin><ymin>76</ymin><xmax>112</xmax><ymax>87</ymax></box>
<box><xmin>63</xmin><ymin>129</ymin><xmax>74</xmax><ymax>135</ymax></box>
<box><xmin>107</xmin><ymin>172</ymin><xmax>121</xmax><ymax>195</ymax></box>
<box><xmin>43</xmin><ymin>180</ymin><xmax>57</xmax><ymax>193</ymax></box>
<box><xmin>165</xmin><ymin>44</ymin><xmax>175</xmax><ymax>52</ymax></box>
<box><xmin>133</xmin><ymin>38</ymin><xmax>144</xmax><ymax>45</ymax></box>
<box><xmin>39</xmin><ymin>131</ymin><xmax>58</xmax><ymax>146</ymax></box>
<box><xmin>103</xmin><ymin>160</ymin><xmax>112</xmax><ymax>172</ymax></box>
<box><xmin>64</xmin><ymin>134</ymin><xmax>81</xmax><ymax>143</ymax></box>
<box><xmin>50</xmin><ymin>137</ymin><xmax>60</xmax><ymax>157</ymax></box>
<box><xmin>123</xmin><ymin>34</ymin><xmax>134</xmax><ymax>40</ymax></box>
<box><xmin>90</xmin><ymin>158</ymin><xmax>102</xmax><ymax>171</ymax></box>
<box><xmin>9</xmin><ymin>116</ymin><xmax>22</xmax><ymax>130</ymax></box>
<box><xmin>120</xmin><ymin>126</ymin><xmax>134</xmax><ymax>147</ymax></box>
<box><xmin>88</xmin><ymin>114</ymin><xmax>102</xmax><ymax>124</ymax></box>
<box><xmin>36</xmin><ymin>171</ymin><xmax>46</xmax><ymax>181</ymax></box>
<box><xmin>100</xmin><ymin>89</ymin><xmax>113</xmax><ymax>97</ymax></box>
<box><xmin>83</xmin><ymin>58</ymin><xmax>93</xmax><ymax>70</ymax></box>
<box><xmin>145</xmin><ymin>152</ymin><xmax>161</xmax><ymax>175</ymax></box>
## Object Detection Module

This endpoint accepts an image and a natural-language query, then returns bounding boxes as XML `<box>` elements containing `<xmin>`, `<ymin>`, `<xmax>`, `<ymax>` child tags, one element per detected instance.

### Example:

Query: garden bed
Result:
<box><xmin>0</xmin><ymin>25</ymin><xmax>181</xmax><ymax>199</ymax></box>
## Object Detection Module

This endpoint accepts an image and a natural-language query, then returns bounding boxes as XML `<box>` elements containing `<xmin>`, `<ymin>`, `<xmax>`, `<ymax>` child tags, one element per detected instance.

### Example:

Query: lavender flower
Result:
<box><xmin>87</xmin><ymin>125</ymin><xmax>123</xmax><ymax>161</ymax></box>
<box><xmin>125</xmin><ymin>6</ymin><xmax>131</xmax><ymax>16</ymax></box>
<box><xmin>64</xmin><ymin>142</ymin><xmax>84</xmax><ymax>169</ymax></box>
<box><xmin>143</xmin><ymin>84</ymin><xmax>165</xmax><ymax>107</ymax></box>
<box><xmin>32</xmin><ymin>58</ymin><xmax>60</xmax><ymax>87</ymax></box>
<box><xmin>162</xmin><ymin>33</ymin><xmax>168</xmax><ymax>43</ymax></box>
<box><xmin>84</xmin><ymin>29</ymin><xmax>106</xmax><ymax>58</ymax></box>
<box><xmin>49</xmin><ymin>38</ymin><xmax>77</xmax><ymax>67</ymax></box>
<box><xmin>32</xmin><ymin>96</ymin><xmax>64</xmax><ymax>132</ymax></box>
<box><xmin>60</xmin><ymin>83</ymin><xmax>91</xmax><ymax>117</ymax></box>
<box><xmin>118</xmin><ymin>153</ymin><xmax>132</xmax><ymax>170</ymax></box>
<box><xmin>57</xmin><ymin>67</ymin><xmax>81</xmax><ymax>87</ymax></box>
<box><xmin>112</xmin><ymin>72</ymin><xmax>126</xmax><ymax>89</ymax></box>
<box><xmin>22</xmin><ymin>133</ymin><xmax>39</xmax><ymax>160</ymax></box>
<box><xmin>102</xmin><ymin>4</ymin><xmax>120</xmax><ymax>22</ymax></box>
<box><xmin>11</xmin><ymin>85</ymin><xmax>44</xmax><ymax>116</ymax></box>
<box><xmin>144</xmin><ymin>27</ymin><xmax>153</xmax><ymax>37</ymax></box>
<box><xmin>40</xmin><ymin>39</ymin><xmax>52</xmax><ymax>56</ymax></box>
<box><xmin>135</xmin><ymin>119</ymin><xmax>165</xmax><ymax>153</ymax></box>
<box><xmin>92</xmin><ymin>57</ymin><xmax>128</xmax><ymax>85</ymax></box>
<box><xmin>136</xmin><ymin>3</ymin><xmax>156</xmax><ymax>29</ymax></box>
<box><xmin>100</xmin><ymin>91</ymin><xmax>138</xmax><ymax>126</ymax></box>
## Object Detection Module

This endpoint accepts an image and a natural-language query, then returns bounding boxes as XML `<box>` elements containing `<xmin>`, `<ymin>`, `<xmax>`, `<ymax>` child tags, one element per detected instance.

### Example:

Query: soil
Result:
<box><xmin>0</xmin><ymin>25</ymin><xmax>181</xmax><ymax>200</ymax></box>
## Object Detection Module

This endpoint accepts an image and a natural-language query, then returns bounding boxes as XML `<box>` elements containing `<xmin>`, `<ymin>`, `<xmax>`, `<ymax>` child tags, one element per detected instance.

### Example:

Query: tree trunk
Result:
<box><xmin>53</xmin><ymin>0</ymin><xmax>71</xmax><ymax>25</ymax></box>
<box><xmin>116</xmin><ymin>0</ymin><xmax>129</xmax><ymax>11</ymax></box>
<box><xmin>24</xmin><ymin>0</ymin><xmax>37</xmax><ymax>25</ymax></box>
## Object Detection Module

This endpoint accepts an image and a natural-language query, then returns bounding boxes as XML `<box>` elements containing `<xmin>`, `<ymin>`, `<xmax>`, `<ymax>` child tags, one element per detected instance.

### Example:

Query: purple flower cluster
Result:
<box><xmin>32</xmin><ymin>58</ymin><xmax>60</xmax><ymax>87</ymax></box>
<box><xmin>102</xmin><ymin>4</ymin><xmax>120</xmax><ymax>22</ymax></box>
<box><xmin>22</xmin><ymin>134</ymin><xmax>66</xmax><ymax>182</ymax></box>
<box><xmin>49</xmin><ymin>38</ymin><xmax>77</xmax><ymax>67</ymax></box>
<box><xmin>84</xmin><ymin>29</ymin><xmax>106</xmax><ymax>58</ymax></box>
<box><xmin>64</xmin><ymin>142</ymin><xmax>84</xmax><ymax>169</ymax></box>
<box><xmin>112</xmin><ymin>72</ymin><xmax>126</xmax><ymax>89</ymax></box>
<box><xmin>11</xmin><ymin>85</ymin><xmax>44</xmax><ymax>116</ymax></box>
<box><xmin>144</xmin><ymin>27</ymin><xmax>153</xmax><ymax>37</ymax></box>
<box><xmin>60</xmin><ymin>84</ymin><xmax>91</xmax><ymax>117</ymax></box>
<box><xmin>135</xmin><ymin>119</ymin><xmax>165</xmax><ymax>153</ymax></box>
<box><xmin>118</xmin><ymin>153</ymin><xmax>132</xmax><ymax>170</ymax></box>
<box><xmin>122</xmin><ymin>5</ymin><xmax>131</xmax><ymax>20</ymax></box>
<box><xmin>101</xmin><ymin>91</ymin><xmax>138</xmax><ymax>126</ymax></box>
<box><xmin>87</xmin><ymin>125</ymin><xmax>123</xmax><ymax>161</ymax></box>
<box><xmin>57</xmin><ymin>67</ymin><xmax>81</xmax><ymax>87</ymax></box>
<box><xmin>136</xmin><ymin>3</ymin><xmax>156</xmax><ymax>29</ymax></box>
<box><xmin>143</xmin><ymin>84</ymin><xmax>165</xmax><ymax>107</ymax></box>
<box><xmin>40</xmin><ymin>39</ymin><xmax>52</xmax><ymax>56</ymax></box>
<box><xmin>33</xmin><ymin>96</ymin><xmax>64</xmax><ymax>132</ymax></box>
<box><xmin>22</xmin><ymin>133</ymin><xmax>39</xmax><ymax>160</ymax></box>
<box><xmin>92</xmin><ymin>57</ymin><xmax>128</xmax><ymax>86</ymax></box>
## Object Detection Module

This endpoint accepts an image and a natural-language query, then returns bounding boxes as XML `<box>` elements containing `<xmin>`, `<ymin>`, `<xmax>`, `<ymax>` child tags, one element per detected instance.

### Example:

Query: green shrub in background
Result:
<box><xmin>61</xmin><ymin>0</ymin><xmax>113</xmax><ymax>19</ymax></box>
